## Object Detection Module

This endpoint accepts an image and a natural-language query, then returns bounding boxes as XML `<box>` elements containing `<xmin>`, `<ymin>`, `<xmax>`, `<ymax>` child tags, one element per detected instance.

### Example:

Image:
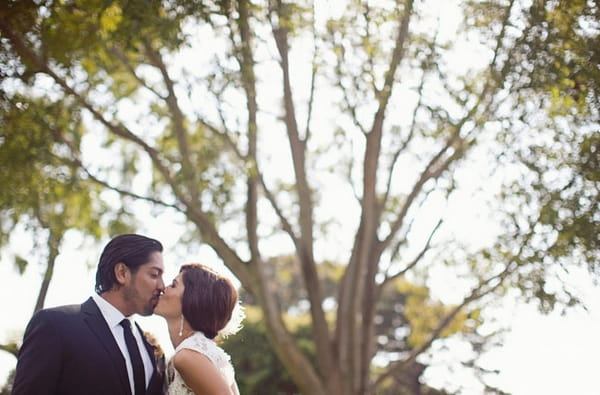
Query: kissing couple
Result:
<box><xmin>12</xmin><ymin>234</ymin><xmax>244</xmax><ymax>395</ymax></box>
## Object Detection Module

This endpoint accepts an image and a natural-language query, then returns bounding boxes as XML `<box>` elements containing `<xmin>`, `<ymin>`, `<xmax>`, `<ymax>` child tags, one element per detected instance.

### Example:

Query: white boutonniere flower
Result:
<box><xmin>143</xmin><ymin>331</ymin><xmax>164</xmax><ymax>361</ymax></box>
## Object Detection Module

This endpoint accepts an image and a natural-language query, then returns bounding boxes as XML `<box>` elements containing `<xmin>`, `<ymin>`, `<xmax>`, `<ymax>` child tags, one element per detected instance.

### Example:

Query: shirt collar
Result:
<box><xmin>92</xmin><ymin>293</ymin><xmax>129</xmax><ymax>329</ymax></box>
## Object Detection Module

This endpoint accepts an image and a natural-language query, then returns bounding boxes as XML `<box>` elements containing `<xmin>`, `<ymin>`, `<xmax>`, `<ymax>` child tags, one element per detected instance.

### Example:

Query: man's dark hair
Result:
<box><xmin>180</xmin><ymin>263</ymin><xmax>238</xmax><ymax>339</ymax></box>
<box><xmin>95</xmin><ymin>234</ymin><xmax>163</xmax><ymax>294</ymax></box>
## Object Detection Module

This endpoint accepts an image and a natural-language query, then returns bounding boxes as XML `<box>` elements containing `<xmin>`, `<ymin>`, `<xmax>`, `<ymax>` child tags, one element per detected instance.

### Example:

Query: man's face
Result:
<box><xmin>123</xmin><ymin>251</ymin><xmax>165</xmax><ymax>316</ymax></box>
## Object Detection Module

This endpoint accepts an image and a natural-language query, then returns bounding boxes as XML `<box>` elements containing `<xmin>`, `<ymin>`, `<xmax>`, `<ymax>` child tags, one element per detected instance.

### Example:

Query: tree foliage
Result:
<box><xmin>464</xmin><ymin>0</ymin><xmax>599</xmax><ymax>309</ymax></box>
<box><xmin>0</xmin><ymin>91</ymin><xmax>131</xmax><ymax>359</ymax></box>
<box><xmin>1</xmin><ymin>0</ymin><xmax>598</xmax><ymax>393</ymax></box>
<box><xmin>222</xmin><ymin>307</ymin><xmax>303</xmax><ymax>395</ymax></box>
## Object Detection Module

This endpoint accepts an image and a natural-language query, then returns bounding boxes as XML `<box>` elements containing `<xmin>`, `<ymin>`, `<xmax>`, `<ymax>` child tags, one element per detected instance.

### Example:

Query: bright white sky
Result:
<box><xmin>1</xmin><ymin>0</ymin><xmax>599</xmax><ymax>393</ymax></box>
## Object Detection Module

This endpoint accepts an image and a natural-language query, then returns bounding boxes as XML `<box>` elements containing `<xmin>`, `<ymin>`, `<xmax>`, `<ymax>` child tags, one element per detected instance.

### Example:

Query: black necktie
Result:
<box><xmin>120</xmin><ymin>319</ymin><xmax>146</xmax><ymax>395</ymax></box>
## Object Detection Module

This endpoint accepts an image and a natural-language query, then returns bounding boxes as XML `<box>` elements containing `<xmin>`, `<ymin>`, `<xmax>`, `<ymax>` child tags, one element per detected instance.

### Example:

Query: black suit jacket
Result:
<box><xmin>12</xmin><ymin>297</ymin><xmax>165</xmax><ymax>395</ymax></box>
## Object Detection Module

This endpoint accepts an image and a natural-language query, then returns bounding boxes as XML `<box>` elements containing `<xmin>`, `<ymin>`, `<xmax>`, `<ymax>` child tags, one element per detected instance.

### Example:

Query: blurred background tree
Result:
<box><xmin>223</xmin><ymin>255</ymin><xmax>457</xmax><ymax>394</ymax></box>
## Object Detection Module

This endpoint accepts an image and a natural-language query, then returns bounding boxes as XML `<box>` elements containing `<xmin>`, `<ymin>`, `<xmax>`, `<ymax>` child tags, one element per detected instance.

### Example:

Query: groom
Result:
<box><xmin>12</xmin><ymin>234</ymin><xmax>166</xmax><ymax>395</ymax></box>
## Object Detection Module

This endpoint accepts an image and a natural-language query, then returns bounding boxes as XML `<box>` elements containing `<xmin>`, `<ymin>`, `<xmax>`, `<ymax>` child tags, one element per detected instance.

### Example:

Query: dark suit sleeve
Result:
<box><xmin>12</xmin><ymin>309</ymin><xmax>63</xmax><ymax>395</ymax></box>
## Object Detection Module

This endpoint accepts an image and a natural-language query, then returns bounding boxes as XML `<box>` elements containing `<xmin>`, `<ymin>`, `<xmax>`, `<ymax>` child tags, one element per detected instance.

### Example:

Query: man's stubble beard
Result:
<box><xmin>123</xmin><ymin>284</ymin><xmax>155</xmax><ymax>316</ymax></box>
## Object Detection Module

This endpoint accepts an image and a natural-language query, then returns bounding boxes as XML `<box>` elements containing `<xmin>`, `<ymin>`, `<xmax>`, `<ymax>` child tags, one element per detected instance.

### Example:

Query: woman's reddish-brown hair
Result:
<box><xmin>180</xmin><ymin>263</ymin><xmax>238</xmax><ymax>339</ymax></box>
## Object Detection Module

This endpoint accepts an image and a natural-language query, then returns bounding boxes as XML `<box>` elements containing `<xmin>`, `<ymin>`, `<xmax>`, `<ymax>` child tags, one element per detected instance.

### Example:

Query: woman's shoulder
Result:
<box><xmin>172</xmin><ymin>347</ymin><xmax>232</xmax><ymax>394</ymax></box>
<box><xmin>172</xmin><ymin>348</ymin><xmax>213</xmax><ymax>371</ymax></box>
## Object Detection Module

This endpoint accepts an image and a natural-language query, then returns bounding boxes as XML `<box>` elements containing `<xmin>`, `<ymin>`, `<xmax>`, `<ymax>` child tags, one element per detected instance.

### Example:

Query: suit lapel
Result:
<box><xmin>82</xmin><ymin>297</ymin><xmax>131</xmax><ymax>395</ymax></box>
<box><xmin>136</xmin><ymin>322</ymin><xmax>156</xmax><ymax>370</ymax></box>
<box><xmin>136</xmin><ymin>322</ymin><xmax>166</xmax><ymax>394</ymax></box>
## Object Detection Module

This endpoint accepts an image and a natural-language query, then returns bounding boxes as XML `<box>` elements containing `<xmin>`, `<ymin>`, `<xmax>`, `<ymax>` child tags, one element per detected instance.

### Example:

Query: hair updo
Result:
<box><xmin>180</xmin><ymin>263</ymin><xmax>238</xmax><ymax>339</ymax></box>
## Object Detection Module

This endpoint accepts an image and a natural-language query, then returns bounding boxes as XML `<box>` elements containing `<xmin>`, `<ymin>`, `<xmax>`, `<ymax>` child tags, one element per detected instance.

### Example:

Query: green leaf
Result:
<box><xmin>14</xmin><ymin>255</ymin><xmax>28</xmax><ymax>274</ymax></box>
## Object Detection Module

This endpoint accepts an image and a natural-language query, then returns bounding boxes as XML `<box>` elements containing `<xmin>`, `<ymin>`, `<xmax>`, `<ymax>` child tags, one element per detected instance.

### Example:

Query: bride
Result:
<box><xmin>155</xmin><ymin>263</ymin><xmax>244</xmax><ymax>395</ymax></box>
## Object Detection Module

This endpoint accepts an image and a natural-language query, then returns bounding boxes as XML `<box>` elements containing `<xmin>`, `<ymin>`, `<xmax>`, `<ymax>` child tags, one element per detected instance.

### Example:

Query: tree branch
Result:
<box><xmin>143</xmin><ymin>40</ymin><xmax>200</xmax><ymax>203</ymax></box>
<box><xmin>376</xmin><ymin>0</ymin><xmax>517</xmax><ymax>254</ymax></box>
<box><xmin>110</xmin><ymin>45</ymin><xmax>166</xmax><ymax>99</ymax></box>
<box><xmin>0</xmin><ymin>343</ymin><xmax>19</xmax><ymax>358</ymax></box>
<box><xmin>332</xmin><ymin>39</ymin><xmax>368</xmax><ymax>135</ymax></box>
<box><xmin>237</xmin><ymin>0</ymin><xmax>261</xmax><ymax>267</ymax></box>
<box><xmin>197</xmin><ymin>116</ymin><xmax>301</xmax><ymax>247</ymax></box>
<box><xmin>339</xmin><ymin>2</ymin><xmax>416</xmax><ymax>392</ymax></box>
<box><xmin>371</xmin><ymin>261</ymin><xmax>515</xmax><ymax>391</ymax></box>
<box><xmin>372</xmin><ymin>211</ymin><xmax>532</xmax><ymax>392</ymax></box>
<box><xmin>381</xmin><ymin>42</ymin><xmax>432</xmax><ymax>210</ymax></box>
<box><xmin>379</xmin><ymin>102</ymin><xmax>478</xmax><ymax>253</ymax></box>
<box><xmin>381</xmin><ymin>217</ymin><xmax>443</xmax><ymax>289</ymax></box>
<box><xmin>271</xmin><ymin>2</ymin><xmax>335</xmax><ymax>387</ymax></box>
<box><xmin>49</xmin><ymin>126</ymin><xmax>181</xmax><ymax>210</ymax></box>
<box><xmin>33</xmin><ymin>226</ymin><xmax>60</xmax><ymax>313</ymax></box>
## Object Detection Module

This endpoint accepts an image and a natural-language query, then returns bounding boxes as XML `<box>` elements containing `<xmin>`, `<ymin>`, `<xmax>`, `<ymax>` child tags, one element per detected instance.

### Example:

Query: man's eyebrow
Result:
<box><xmin>149</xmin><ymin>266</ymin><xmax>163</xmax><ymax>274</ymax></box>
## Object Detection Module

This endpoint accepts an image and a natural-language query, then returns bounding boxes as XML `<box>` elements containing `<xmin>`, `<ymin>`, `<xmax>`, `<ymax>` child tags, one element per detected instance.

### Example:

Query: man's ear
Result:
<box><xmin>114</xmin><ymin>262</ymin><xmax>130</xmax><ymax>286</ymax></box>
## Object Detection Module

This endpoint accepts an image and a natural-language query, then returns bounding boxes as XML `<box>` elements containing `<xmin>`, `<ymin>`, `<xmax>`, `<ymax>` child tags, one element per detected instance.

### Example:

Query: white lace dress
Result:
<box><xmin>167</xmin><ymin>331</ymin><xmax>240</xmax><ymax>395</ymax></box>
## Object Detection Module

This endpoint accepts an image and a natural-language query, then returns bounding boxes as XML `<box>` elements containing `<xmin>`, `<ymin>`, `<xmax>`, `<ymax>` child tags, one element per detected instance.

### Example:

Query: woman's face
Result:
<box><xmin>154</xmin><ymin>272</ymin><xmax>185</xmax><ymax>319</ymax></box>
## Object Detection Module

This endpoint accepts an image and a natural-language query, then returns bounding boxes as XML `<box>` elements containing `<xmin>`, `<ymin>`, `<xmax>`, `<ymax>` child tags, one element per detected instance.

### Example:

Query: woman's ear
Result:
<box><xmin>114</xmin><ymin>262</ymin><xmax>130</xmax><ymax>286</ymax></box>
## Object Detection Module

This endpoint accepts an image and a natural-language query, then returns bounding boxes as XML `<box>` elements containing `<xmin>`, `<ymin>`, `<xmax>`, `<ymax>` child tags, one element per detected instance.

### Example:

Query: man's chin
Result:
<box><xmin>139</xmin><ymin>304</ymin><xmax>157</xmax><ymax>316</ymax></box>
<box><xmin>139</xmin><ymin>309</ymin><xmax>154</xmax><ymax>317</ymax></box>
<box><xmin>144</xmin><ymin>299</ymin><xmax>161</xmax><ymax>316</ymax></box>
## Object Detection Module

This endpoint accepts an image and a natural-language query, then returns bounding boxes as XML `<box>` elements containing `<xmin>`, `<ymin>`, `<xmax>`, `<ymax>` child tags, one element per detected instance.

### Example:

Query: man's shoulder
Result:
<box><xmin>24</xmin><ymin>299</ymin><xmax>95</xmax><ymax>336</ymax></box>
<box><xmin>34</xmin><ymin>297</ymin><xmax>95</xmax><ymax>319</ymax></box>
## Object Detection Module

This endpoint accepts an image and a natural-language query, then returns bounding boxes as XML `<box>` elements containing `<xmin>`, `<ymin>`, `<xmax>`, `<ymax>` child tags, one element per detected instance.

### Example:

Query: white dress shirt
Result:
<box><xmin>92</xmin><ymin>293</ymin><xmax>154</xmax><ymax>394</ymax></box>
